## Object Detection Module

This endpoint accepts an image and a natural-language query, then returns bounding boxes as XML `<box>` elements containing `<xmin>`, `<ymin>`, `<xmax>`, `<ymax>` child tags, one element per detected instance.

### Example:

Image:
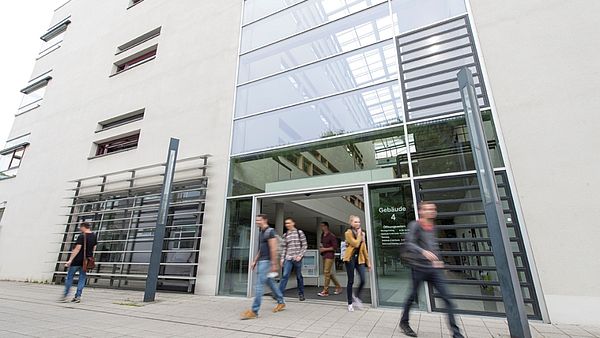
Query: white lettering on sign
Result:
<box><xmin>378</xmin><ymin>206</ymin><xmax>406</xmax><ymax>213</ymax></box>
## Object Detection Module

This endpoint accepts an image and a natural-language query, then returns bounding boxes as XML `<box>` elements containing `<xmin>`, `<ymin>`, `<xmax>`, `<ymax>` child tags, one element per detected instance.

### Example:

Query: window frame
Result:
<box><xmin>93</xmin><ymin>132</ymin><xmax>140</xmax><ymax>158</ymax></box>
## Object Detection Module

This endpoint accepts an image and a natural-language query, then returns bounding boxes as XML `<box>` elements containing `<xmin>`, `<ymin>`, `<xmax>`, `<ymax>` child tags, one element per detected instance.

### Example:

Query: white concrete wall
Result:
<box><xmin>0</xmin><ymin>0</ymin><xmax>242</xmax><ymax>296</ymax></box>
<box><xmin>470</xmin><ymin>0</ymin><xmax>600</xmax><ymax>325</ymax></box>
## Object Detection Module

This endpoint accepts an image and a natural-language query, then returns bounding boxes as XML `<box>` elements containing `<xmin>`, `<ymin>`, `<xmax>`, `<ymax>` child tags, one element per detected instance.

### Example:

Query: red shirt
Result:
<box><xmin>321</xmin><ymin>232</ymin><xmax>338</xmax><ymax>259</ymax></box>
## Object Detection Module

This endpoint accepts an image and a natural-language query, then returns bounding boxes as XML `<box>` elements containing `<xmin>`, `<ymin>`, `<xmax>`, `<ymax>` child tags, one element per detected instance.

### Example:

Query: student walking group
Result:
<box><xmin>239</xmin><ymin>202</ymin><xmax>464</xmax><ymax>338</ymax></box>
<box><xmin>61</xmin><ymin>202</ymin><xmax>463</xmax><ymax>338</ymax></box>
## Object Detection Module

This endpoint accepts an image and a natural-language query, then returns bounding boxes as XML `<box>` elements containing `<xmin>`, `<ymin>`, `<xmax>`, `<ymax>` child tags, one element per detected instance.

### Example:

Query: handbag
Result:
<box><xmin>83</xmin><ymin>233</ymin><xmax>96</xmax><ymax>272</ymax></box>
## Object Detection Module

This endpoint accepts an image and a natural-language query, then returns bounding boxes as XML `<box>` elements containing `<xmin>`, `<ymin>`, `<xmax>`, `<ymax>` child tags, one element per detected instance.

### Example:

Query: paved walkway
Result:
<box><xmin>0</xmin><ymin>281</ymin><xmax>597</xmax><ymax>338</ymax></box>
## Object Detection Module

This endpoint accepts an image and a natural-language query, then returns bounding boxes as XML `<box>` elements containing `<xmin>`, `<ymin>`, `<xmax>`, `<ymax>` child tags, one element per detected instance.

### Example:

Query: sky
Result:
<box><xmin>0</xmin><ymin>0</ymin><xmax>65</xmax><ymax>144</ymax></box>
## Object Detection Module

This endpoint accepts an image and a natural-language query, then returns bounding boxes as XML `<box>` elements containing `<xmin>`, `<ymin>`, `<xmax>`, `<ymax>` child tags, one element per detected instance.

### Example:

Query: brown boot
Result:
<box><xmin>273</xmin><ymin>303</ymin><xmax>286</xmax><ymax>313</ymax></box>
<box><xmin>240</xmin><ymin>309</ymin><xmax>258</xmax><ymax>320</ymax></box>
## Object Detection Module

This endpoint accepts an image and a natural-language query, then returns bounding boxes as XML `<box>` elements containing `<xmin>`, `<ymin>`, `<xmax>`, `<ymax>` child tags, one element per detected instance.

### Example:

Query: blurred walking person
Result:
<box><xmin>399</xmin><ymin>202</ymin><xmax>463</xmax><ymax>338</ymax></box>
<box><xmin>343</xmin><ymin>215</ymin><xmax>371</xmax><ymax>312</ymax></box>
<box><xmin>318</xmin><ymin>222</ymin><xmax>342</xmax><ymax>297</ymax></box>
<box><xmin>279</xmin><ymin>217</ymin><xmax>308</xmax><ymax>301</ymax></box>
<box><xmin>60</xmin><ymin>222</ymin><xmax>97</xmax><ymax>303</ymax></box>
<box><xmin>241</xmin><ymin>214</ymin><xmax>285</xmax><ymax>319</ymax></box>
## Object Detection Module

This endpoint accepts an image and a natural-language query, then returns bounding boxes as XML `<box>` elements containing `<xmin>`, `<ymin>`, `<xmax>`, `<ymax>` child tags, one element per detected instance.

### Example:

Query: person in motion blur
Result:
<box><xmin>399</xmin><ymin>202</ymin><xmax>464</xmax><ymax>338</ymax></box>
<box><xmin>317</xmin><ymin>222</ymin><xmax>342</xmax><ymax>297</ymax></box>
<box><xmin>241</xmin><ymin>214</ymin><xmax>285</xmax><ymax>319</ymax></box>
<box><xmin>343</xmin><ymin>215</ymin><xmax>371</xmax><ymax>312</ymax></box>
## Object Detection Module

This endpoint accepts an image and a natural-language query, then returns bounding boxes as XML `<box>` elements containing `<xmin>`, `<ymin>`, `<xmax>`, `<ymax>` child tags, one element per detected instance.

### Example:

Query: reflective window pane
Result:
<box><xmin>219</xmin><ymin>199</ymin><xmax>252</xmax><ymax>295</ymax></box>
<box><xmin>239</xmin><ymin>3</ymin><xmax>393</xmax><ymax>83</ymax></box>
<box><xmin>391</xmin><ymin>0</ymin><xmax>466</xmax><ymax>35</ymax></box>
<box><xmin>243</xmin><ymin>0</ymin><xmax>303</xmax><ymax>25</ymax></box>
<box><xmin>236</xmin><ymin>40</ymin><xmax>398</xmax><ymax>117</ymax></box>
<box><xmin>241</xmin><ymin>0</ymin><xmax>387</xmax><ymax>53</ymax></box>
<box><xmin>232</xmin><ymin>81</ymin><xmax>403</xmax><ymax>154</ymax></box>
<box><xmin>408</xmin><ymin>111</ymin><xmax>504</xmax><ymax>176</ymax></box>
<box><xmin>231</xmin><ymin>126</ymin><xmax>412</xmax><ymax>196</ymax></box>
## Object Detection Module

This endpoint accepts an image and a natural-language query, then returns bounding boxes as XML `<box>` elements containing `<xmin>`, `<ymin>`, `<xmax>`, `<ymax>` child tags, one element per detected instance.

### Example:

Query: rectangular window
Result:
<box><xmin>7</xmin><ymin>146</ymin><xmax>26</xmax><ymax>170</ymax></box>
<box><xmin>117</xmin><ymin>27</ymin><xmax>161</xmax><ymax>54</ymax></box>
<box><xmin>94</xmin><ymin>132</ymin><xmax>140</xmax><ymax>157</ymax></box>
<box><xmin>38</xmin><ymin>17</ymin><xmax>71</xmax><ymax>58</ymax></box>
<box><xmin>18</xmin><ymin>75</ymin><xmax>52</xmax><ymax>112</ymax></box>
<box><xmin>113</xmin><ymin>46</ymin><xmax>157</xmax><ymax>74</ymax></box>
<box><xmin>98</xmin><ymin>109</ymin><xmax>145</xmax><ymax>131</ymax></box>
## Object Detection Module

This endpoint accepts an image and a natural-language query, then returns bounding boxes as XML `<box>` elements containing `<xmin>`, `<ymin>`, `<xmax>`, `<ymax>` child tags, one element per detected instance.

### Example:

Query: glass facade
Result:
<box><xmin>222</xmin><ymin>0</ymin><xmax>542</xmax><ymax>319</ymax></box>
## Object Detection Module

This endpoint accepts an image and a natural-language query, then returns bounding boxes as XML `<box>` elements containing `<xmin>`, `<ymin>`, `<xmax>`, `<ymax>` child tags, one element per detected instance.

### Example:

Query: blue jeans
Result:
<box><xmin>279</xmin><ymin>259</ymin><xmax>304</xmax><ymax>296</ymax></box>
<box><xmin>345</xmin><ymin>255</ymin><xmax>366</xmax><ymax>304</ymax></box>
<box><xmin>252</xmin><ymin>260</ymin><xmax>284</xmax><ymax>314</ymax></box>
<box><xmin>64</xmin><ymin>265</ymin><xmax>86</xmax><ymax>298</ymax></box>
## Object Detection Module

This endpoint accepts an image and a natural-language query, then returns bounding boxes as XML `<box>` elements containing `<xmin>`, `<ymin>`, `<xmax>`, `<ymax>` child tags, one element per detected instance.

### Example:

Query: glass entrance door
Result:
<box><xmin>369</xmin><ymin>182</ymin><xmax>425</xmax><ymax>310</ymax></box>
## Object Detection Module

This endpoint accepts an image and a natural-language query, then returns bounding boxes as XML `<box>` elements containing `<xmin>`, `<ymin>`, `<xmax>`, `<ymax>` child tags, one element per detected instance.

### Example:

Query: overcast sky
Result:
<box><xmin>0</xmin><ymin>0</ymin><xmax>64</xmax><ymax>144</ymax></box>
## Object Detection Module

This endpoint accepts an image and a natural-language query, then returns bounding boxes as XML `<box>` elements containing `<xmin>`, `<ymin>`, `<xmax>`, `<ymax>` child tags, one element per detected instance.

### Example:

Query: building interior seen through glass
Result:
<box><xmin>224</xmin><ymin>0</ymin><xmax>542</xmax><ymax>318</ymax></box>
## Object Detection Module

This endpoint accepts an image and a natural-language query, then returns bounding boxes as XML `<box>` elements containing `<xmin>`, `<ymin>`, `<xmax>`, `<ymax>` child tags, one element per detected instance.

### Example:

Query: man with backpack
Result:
<box><xmin>399</xmin><ymin>202</ymin><xmax>464</xmax><ymax>338</ymax></box>
<box><xmin>241</xmin><ymin>214</ymin><xmax>285</xmax><ymax>319</ymax></box>
<box><xmin>279</xmin><ymin>217</ymin><xmax>308</xmax><ymax>301</ymax></box>
<box><xmin>60</xmin><ymin>222</ymin><xmax>97</xmax><ymax>303</ymax></box>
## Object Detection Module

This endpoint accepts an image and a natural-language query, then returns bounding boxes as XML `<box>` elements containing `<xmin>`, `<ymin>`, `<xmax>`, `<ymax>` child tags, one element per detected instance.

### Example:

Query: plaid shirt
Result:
<box><xmin>282</xmin><ymin>229</ymin><xmax>307</xmax><ymax>260</ymax></box>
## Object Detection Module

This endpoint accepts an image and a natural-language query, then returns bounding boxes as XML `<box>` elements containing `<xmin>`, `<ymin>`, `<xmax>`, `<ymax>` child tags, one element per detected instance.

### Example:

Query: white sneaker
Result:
<box><xmin>352</xmin><ymin>296</ymin><xmax>363</xmax><ymax>309</ymax></box>
<box><xmin>347</xmin><ymin>304</ymin><xmax>354</xmax><ymax>312</ymax></box>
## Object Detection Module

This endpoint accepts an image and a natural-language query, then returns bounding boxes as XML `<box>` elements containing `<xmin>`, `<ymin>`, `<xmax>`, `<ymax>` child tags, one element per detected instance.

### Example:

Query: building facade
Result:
<box><xmin>0</xmin><ymin>0</ymin><xmax>598</xmax><ymax>326</ymax></box>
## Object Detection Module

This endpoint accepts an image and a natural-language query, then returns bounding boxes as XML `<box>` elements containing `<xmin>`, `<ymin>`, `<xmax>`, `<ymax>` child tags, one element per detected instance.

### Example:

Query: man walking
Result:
<box><xmin>400</xmin><ymin>202</ymin><xmax>464</xmax><ymax>338</ymax></box>
<box><xmin>241</xmin><ymin>214</ymin><xmax>285</xmax><ymax>319</ymax></box>
<box><xmin>60</xmin><ymin>222</ymin><xmax>97</xmax><ymax>303</ymax></box>
<box><xmin>279</xmin><ymin>217</ymin><xmax>307</xmax><ymax>301</ymax></box>
<box><xmin>318</xmin><ymin>222</ymin><xmax>342</xmax><ymax>297</ymax></box>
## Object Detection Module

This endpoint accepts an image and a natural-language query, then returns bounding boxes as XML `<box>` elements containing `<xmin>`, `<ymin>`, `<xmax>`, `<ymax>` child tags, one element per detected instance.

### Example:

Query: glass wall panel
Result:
<box><xmin>231</xmin><ymin>126</ymin><xmax>411</xmax><ymax>196</ymax></box>
<box><xmin>236</xmin><ymin>39</ymin><xmax>398</xmax><ymax>117</ymax></box>
<box><xmin>369</xmin><ymin>183</ymin><xmax>427</xmax><ymax>308</ymax></box>
<box><xmin>243</xmin><ymin>0</ymin><xmax>303</xmax><ymax>25</ymax></box>
<box><xmin>391</xmin><ymin>0</ymin><xmax>466</xmax><ymax>35</ymax></box>
<box><xmin>408</xmin><ymin>111</ymin><xmax>503</xmax><ymax>176</ymax></box>
<box><xmin>219</xmin><ymin>198</ymin><xmax>253</xmax><ymax>295</ymax></box>
<box><xmin>233</xmin><ymin>81</ymin><xmax>403</xmax><ymax>154</ymax></box>
<box><xmin>239</xmin><ymin>3</ymin><xmax>393</xmax><ymax>83</ymax></box>
<box><xmin>241</xmin><ymin>0</ymin><xmax>386</xmax><ymax>53</ymax></box>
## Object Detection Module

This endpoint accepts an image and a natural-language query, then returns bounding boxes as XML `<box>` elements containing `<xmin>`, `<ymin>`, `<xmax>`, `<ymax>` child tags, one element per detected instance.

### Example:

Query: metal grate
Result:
<box><xmin>415</xmin><ymin>171</ymin><xmax>542</xmax><ymax>319</ymax></box>
<box><xmin>52</xmin><ymin>155</ymin><xmax>209</xmax><ymax>293</ymax></box>
<box><xmin>397</xmin><ymin>15</ymin><xmax>489</xmax><ymax>121</ymax></box>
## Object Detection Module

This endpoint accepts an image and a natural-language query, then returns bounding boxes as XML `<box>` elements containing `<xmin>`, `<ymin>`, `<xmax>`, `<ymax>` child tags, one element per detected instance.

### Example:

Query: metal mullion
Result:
<box><xmin>62</xmin><ymin>199</ymin><xmax>206</xmax><ymax>216</ymax></box>
<box><xmin>437</xmin><ymin>209</ymin><xmax>512</xmax><ymax>217</ymax></box>
<box><xmin>439</xmin><ymin>251</ymin><xmax>523</xmax><ymax>257</ymax></box>
<box><xmin>66</xmin><ymin>187</ymin><xmax>207</xmax><ymax>207</ymax></box>
<box><xmin>119</xmin><ymin>188</ymin><xmax>137</xmax><ymax>287</ymax></box>
<box><xmin>406</xmin><ymin>87</ymin><xmax>462</xmax><ymax>103</ymax></box>
<box><xmin>431</xmin><ymin>293</ymin><xmax>536</xmax><ymax>303</ymax></box>
<box><xmin>443</xmin><ymin>279</ymin><xmax>530</xmax><ymax>287</ymax></box>
<box><xmin>444</xmin><ymin>265</ymin><xmax>527</xmax><ymax>271</ymax></box>
<box><xmin>58</xmin><ymin>223</ymin><xmax>203</xmax><ymax>235</ymax></box>
<box><xmin>404</xmin><ymin>62</ymin><xmax>476</xmax><ymax>84</ymax></box>
<box><xmin>437</xmin><ymin>237</ymin><xmax>519</xmax><ymax>243</ymax></box>
<box><xmin>399</xmin><ymin>24</ymin><xmax>466</xmax><ymax>48</ymax></box>
<box><xmin>403</xmin><ymin>43</ymin><xmax>472</xmax><ymax>64</ymax></box>
<box><xmin>403</xmin><ymin>52</ymin><xmax>474</xmax><ymax>74</ymax></box>
<box><xmin>400</xmin><ymin>34</ymin><xmax>470</xmax><ymax>57</ymax></box>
